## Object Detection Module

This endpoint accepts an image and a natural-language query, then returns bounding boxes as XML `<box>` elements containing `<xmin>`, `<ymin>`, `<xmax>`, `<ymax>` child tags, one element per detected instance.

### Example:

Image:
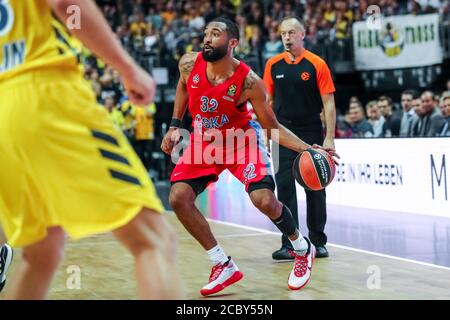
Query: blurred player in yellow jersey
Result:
<box><xmin>0</xmin><ymin>0</ymin><xmax>183</xmax><ymax>299</ymax></box>
<box><xmin>134</xmin><ymin>102</ymin><xmax>156</xmax><ymax>170</ymax></box>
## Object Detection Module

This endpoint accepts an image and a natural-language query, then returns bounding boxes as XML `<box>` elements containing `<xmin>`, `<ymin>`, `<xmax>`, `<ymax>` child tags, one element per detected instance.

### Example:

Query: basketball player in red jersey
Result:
<box><xmin>161</xmin><ymin>18</ymin><xmax>339</xmax><ymax>296</ymax></box>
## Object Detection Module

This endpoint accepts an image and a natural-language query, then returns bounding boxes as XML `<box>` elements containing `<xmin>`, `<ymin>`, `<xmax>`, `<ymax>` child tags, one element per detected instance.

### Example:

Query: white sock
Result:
<box><xmin>207</xmin><ymin>244</ymin><xmax>229</xmax><ymax>265</ymax></box>
<box><xmin>290</xmin><ymin>234</ymin><xmax>308</xmax><ymax>253</ymax></box>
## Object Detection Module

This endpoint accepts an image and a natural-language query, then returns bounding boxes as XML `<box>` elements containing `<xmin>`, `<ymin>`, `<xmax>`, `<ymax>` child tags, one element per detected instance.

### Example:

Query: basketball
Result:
<box><xmin>293</xmin><ymin>148</ymin><xmax>336</xmax><ymax>191</ymax></box>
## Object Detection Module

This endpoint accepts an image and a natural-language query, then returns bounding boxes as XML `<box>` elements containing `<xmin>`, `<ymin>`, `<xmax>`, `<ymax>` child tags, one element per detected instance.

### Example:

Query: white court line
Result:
<box><xmin>65</xmin><ymin>232</ymin><xmax>267</xmax><ymax>247</ymax></box>
<box><xmin>206</xmin><ymin>218</ymin><xmax>450</xmax><ymax>272</ymax></box>
<box><xmin>180</xmin><ymin>232</ymin><xmax>269</xmax><ymax>241</ymax></box>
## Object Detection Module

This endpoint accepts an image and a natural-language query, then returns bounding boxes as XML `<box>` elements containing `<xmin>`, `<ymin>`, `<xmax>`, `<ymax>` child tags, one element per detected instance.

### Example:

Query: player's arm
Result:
<box><xmin>245</xmin><ymin>71</ymin><xmax>339</xmax><ymax>158</ymax></box>
<box><xmin>48</xmin><ymin>0</ymin><xmax>155</xmax><ymax>105</ymax></box>
<box><xmin>267</xmin><ymin>94</ymin><xmax>274</xmax><ymax>109</ymax></box>
<box><xmin>321</xmin><ymin>93</ymin><xmax>336</xmax><ymax>149</ymax></box>
<box><xmin>171</xmin><ymin>52</ymin><xmax>198</xmax><ymax>122</ymax></box>
<box><xmin>161</xmin><ymin>52</ymin><xmax>198</xmax><ymax>155</ymax></box>
<box><xmin>244</xmin><ymin>71</ymin><xmax>310</xmax><ymax>153</ymax></box>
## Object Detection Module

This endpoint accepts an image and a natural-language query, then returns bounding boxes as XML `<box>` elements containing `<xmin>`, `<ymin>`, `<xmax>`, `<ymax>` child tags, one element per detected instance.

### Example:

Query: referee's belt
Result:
<box><xmin>277</xmin><ymin>117</ymin><xmax>320</xmax><ymax>128</ymax></box>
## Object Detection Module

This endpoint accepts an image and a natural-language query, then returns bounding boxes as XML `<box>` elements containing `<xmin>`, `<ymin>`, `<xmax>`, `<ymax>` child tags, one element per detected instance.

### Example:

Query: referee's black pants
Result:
<box><xmin>273</xmin><ymin>126</ymin><xmax>327</xmax><ymax>248</ymax></box>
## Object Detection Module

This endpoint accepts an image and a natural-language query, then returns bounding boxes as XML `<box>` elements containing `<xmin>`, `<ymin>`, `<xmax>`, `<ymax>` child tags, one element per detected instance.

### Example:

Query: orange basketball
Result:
<box><xmin>293</xmin><ymin>148</ymin><xmax>336</xmax><ymax>191</ymax></box>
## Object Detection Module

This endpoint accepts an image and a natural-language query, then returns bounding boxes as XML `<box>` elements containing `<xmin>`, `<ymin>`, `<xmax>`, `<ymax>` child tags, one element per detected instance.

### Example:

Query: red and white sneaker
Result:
<box><xmin>288</xmin><ymin>238</ymin><xmax>316</xmax><ymax>290</ymax></box>
<box><xmin>200</xmin><ymin>257</ymin><xmax>243</xmax><ymax>296</ymax></box>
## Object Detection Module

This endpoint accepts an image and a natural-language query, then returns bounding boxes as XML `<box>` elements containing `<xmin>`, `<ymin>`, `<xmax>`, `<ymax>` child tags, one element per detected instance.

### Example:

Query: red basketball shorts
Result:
<box><xmin>170</xmin><ymin>121</ymin><xmax>273</xmax><ymax>192</ymax></box>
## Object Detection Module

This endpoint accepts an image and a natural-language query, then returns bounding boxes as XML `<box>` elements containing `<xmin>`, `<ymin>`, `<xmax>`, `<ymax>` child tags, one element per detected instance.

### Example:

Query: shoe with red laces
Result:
<box><xmin>288</xmin><ymin>238</ymin><xmax>315</xmax><ymax>290</ymax></box>
<box><xmin>200</xmin><ymin>257</ymin><xmax>243</xmax><ymax>296</ymax></box>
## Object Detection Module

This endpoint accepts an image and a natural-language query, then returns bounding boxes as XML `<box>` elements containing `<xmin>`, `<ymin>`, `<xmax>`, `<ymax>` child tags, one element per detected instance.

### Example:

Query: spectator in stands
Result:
<box><xmin>323</xmin><ymin>1</ymin><xmax>336</xmax><ymax>24</ymax></box>
<box><xmin>249</xmin><ymin>26</ymin><xmax>265</xmax><ymax>72</ymax></box>
<box><xmin>186</xmin><ymin>33</ymin><xmax>202</xmax><ymax>53</ymax></box>
<box><xmin>349</xmin><ymin>101</ymin><xmax>374</xmax><ymax>137</ymax></box>
<box><xmin>316</xmin><ymin>18</ymin><xmax>332</xmax><ymax>43</ymax></box>
<box><xmin>438</xmin><ymin>92</ymin><xmax>446</xmax><ymax>114</ymax></box>
<box><xmin>116</xmin><ymin>25</ymin><xmax>132</xmax><ymax>50</ymax></box>
<box><xmin>399</xmin><ymin>89</ymin><xmax>419</xmax><ymax>137</ymax></box>
<box><xmin>442</xmin><ymin>0</ymin><xmax>450</xmax><ymax>21</ymax></box>
<box><xmin>356</xmin><ymin>0</ymin><xmax>370</xmax><ymax>20</ymax></box>
<box><xmin>340</xmin><ymin>0</ymin><xmax>355</xmax><ymax>22</ymax></box>
<box><xmin>247</xmin><ymin>0</ymin><xmax>265</xmax><ymax>30</ymax></box>
<box><xmin>377</xmin><ymin>96</ymin><xmax>400</xmax><ymax>137</ymax></box>
<box><xmin>333</xmin><ymin>11</ymin><xmax>350</xmax><ymax>39</ymax></box>
<box><xmin>366</xmin><ymin>100</ymin><xmax>386</xmax><ymax>137</ymax></box>
<box><xmin>305</xmin><ymin>22</ymin><xmax>319</xmax><ymax>46</ymax></box>
<box><xmin>349</xmin><ymin>96</ymin><xmax>361</xmax><ymax>104</ymax></box>
<box><xmin>186</xmin><ymin>3</ymin><xmax>206</xmax><ymax>31</ymax></box>
<box><xmin>102</xmin><ymin>4</ymin><xmax>120</xmax><ymax>31</ymax></box>
<box><xmin>132</xmin><ymin>27</ymin><xmax>145</xmax><ymax>52</ymax></box>
<box><xmin>143</xmin><ymin>24</ymin><xmax>158</xmax><ymax>53</ymax></box>
<box><xmin>120</xmin><ymin>99</ymin><xmax>136</xmax><ymax>142</ymax></box>
<box><xmin>303</xmin><ymin>2</ymin><xmax>315</xmax><ymax>23</ymax></box>
<box><xmin>439</xmin><ymin>91</ymin><xmax>450</xmax><ymax>136</ymax></box>
<box><xmin>211</xmin><ymin>0</ymin><xmax>236</xmax><ymax>20</ymax></box>
<box><xmin>336</xmin><ymin>109</ymin><xmax>354</xmax><ymax>138</ymax></box>
<box><xmin>235</xmin><ymin>15</ymin><xmax>252</xmax><ymax>56</ymax></box>
<box><xmin>130</xmin><ymin>11</ymin><xmax>148</xmax><ymax>36</ymax></box>
<box><xmin>414</xmin><ymin>0</ymin><xmax>441</xmax><ymax>13</ymax></box>
<box><xmin>99</xmin><ymin>67</ymin><xmax>122</xmax><ymax>102</ymax></box>
<box><xmin>162</xmin><ymin>23</ymin><xmax>177</xmax><ymax>53</ymax></box>
<box><xmin>202</xmin><ymin>1</ymin><xmax>218</xmax><ymax>23</ymax></box>
<box><xmin>447</xmin><ymin>79</ymin><xmax>450</xmax><ymax>91</ymax></box>
<box><xmin>146</xmin><ymin>6</ymin><xmax>163</xmax><ymax>31</ymax></box>
<box><xmin>161</xmin><ymin>1</ymin><xmax>177</xmax><ymax>25</ymax></box>
<box><xmin>105</xmin><ymin>96</ymin><xmax>125</xmax><ymax>129</ymax></box>
<box><xmin>263</xmin><ymin>28</ymin><xmax>283</xmax><ymax>61</ymax></box>
<box><xmin>86</xmin><ymin>67</ymin><xmax>102</xmax><ymax>101</ymax></box>
<box><xmin>134</xmin><ymin>103</ymin><xmax>157</xmax><ymax>171</ymax></box>
<box><xmin>410</xmin><ymin>96</ymin><xmax>425</xmax><ymax>136</ymax></box>
<box><xmin>416</xmin><ymin>90</ymin><xmax>445</xmax><ymax>136</ymax></box>
<box><xmin>269</xmin><ymin>0</ymin><xmax>285</xmax><ymax>22</ymax></box>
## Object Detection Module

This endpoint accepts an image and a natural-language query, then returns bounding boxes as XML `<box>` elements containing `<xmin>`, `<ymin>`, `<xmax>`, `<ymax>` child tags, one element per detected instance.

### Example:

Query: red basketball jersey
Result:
<box><xmin>186</xmin><ymin>54</ymin><xmax>252</xmax><ymax>134</ymax></box>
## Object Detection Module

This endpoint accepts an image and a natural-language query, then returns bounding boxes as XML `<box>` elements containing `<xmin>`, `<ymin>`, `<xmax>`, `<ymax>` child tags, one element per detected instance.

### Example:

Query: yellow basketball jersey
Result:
<box><xmin>0</xmin><ymin>0</ymin><xmax>82</xmax><ymax>82</ymax></box>
<box><xmin>121</xmin><ymin>100</ymin><xmax>136</xmax><ymax>131</ymax></box>
<box><xmin>134</xmin><ymin>103</ymin><xmax>156</xmax><ymax>140</ymax></box>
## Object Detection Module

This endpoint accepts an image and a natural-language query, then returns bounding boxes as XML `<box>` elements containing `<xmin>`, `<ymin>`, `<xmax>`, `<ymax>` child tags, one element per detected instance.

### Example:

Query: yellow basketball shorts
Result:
<box><xmin>0</xmin><ymin>68</ymin><xmax>164</xmax><ymax>247</ymax></box>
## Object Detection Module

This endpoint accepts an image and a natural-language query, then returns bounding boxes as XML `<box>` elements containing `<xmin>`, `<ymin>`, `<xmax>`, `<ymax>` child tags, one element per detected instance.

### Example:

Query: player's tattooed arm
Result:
<box><xmin>242</xmin><ymin>69</ymin><xmax>259</xmax><ymax>92</ymax></box>
<box><xmin>179</xmin><ymin>52</ymin><xmax>199</xmax><ymax>83</ymax></box>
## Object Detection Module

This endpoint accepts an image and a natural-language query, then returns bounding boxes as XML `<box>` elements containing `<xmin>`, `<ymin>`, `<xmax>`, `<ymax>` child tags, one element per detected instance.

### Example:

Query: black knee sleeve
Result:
<box><xmin>270</xmin><ymin>205</ymin><xmax>297</xmax><ymax>237</ymax></box>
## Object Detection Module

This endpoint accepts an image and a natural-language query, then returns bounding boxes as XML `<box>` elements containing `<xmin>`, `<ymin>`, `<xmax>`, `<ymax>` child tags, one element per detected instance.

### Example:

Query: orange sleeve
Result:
<box><xmin>263</xmin><ymin>59</ymin><xmax>274</xmax><ymax>96</ymax></box>
<box><xmin>316</xmin><ymin>59</ymin><xmax>335</xmax><ymax>95</ymax></box>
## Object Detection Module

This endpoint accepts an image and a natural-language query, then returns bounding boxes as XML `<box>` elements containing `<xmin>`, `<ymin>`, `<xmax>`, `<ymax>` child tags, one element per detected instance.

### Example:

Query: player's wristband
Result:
<box><xmin>170</xmin><ymin>118</ymin><xmax>182</xmax><ymax>128</ymax></box>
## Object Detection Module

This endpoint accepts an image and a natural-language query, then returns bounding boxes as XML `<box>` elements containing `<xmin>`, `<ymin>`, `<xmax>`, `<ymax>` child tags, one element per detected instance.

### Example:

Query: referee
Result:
<box><xmin>263</xmin><ymin>16</ymin><xmax>337</xmax><ymax>260</ymax></box>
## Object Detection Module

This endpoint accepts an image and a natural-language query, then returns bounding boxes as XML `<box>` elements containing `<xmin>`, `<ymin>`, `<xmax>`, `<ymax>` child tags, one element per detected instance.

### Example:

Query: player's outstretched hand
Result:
<box><xmin>122</xmin><ymin>65</ymin><xmax>156</xmax><ymax>106</ymax></box>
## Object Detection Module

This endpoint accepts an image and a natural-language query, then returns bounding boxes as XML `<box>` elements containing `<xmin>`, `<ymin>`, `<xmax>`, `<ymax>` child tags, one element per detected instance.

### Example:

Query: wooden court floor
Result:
<box><xmin>2</xmin><ymin>213</ymin><xmax>450</xmax><ymax>300</ymax></box>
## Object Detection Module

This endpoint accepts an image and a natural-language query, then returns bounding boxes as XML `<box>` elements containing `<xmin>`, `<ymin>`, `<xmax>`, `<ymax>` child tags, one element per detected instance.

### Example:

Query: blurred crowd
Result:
<box><xmin>334</xmin><ymin>79</ymin><xmax>450</xmax><ymax>138</ymax></box>
<box><xmin>82</xmin><ymin>0</ymin><xmax>450</xmax><ymax>153</ymax></box>
<box><xmin>72</xmin><ymin>0</ymin><xmax>450</xmax><ymax>181</ymax></box>
<box><xmin>94</xmin><ymin>0</ymin><xmax>449</xmax><ymax>75</ymax></box>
